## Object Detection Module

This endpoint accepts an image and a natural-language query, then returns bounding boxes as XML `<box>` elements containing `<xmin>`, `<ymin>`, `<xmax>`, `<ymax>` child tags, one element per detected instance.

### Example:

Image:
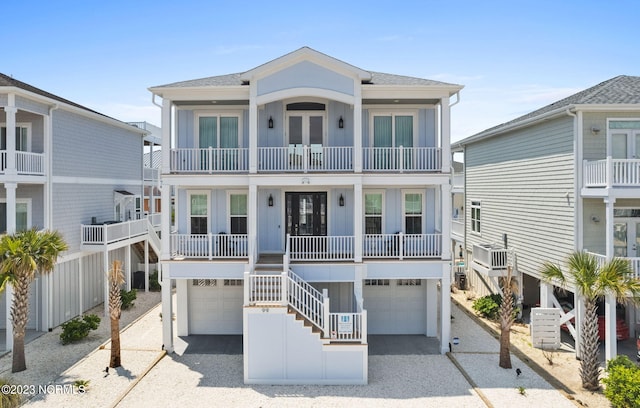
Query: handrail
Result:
<box><xmin>286</xmin><ymin>273</ymin><xmax>326</xmax><ymax>333</ymax></box>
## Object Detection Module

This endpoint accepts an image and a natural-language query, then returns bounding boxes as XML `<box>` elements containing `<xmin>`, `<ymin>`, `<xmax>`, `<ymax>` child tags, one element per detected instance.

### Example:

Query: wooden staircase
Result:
<box><xmin>132</xmin><ymin>241</ymin><xmax>158</xmax><ymax>263</ymax></box>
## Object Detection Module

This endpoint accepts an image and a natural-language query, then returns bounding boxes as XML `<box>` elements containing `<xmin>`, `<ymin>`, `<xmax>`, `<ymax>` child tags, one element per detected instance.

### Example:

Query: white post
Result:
<box><xmin>144</xmin><ymin>239</ymin><xmax>149</xmax><ymax>292</ymax></box>
<box><xmin>440</xmin><ymin>96</ymin><xmax>451</xmax><ymax>173</ymax></box>
<box><xmin>5</xmin><ymin>284</ymin><xmax>13</xmax><ymax>350</ymax></box>
<box><xmin>248</xmin><ymin>184</ymin><xmax>258</xmax><ymax>269</ymax></box>
<box><xmin>441</xmin><ymin>183</ymin><xmax>452</xmax><ymax>260</ymax></box>
<box><xmin>361</xmin><ymin>309</ymin><xmax>367</xmax><ymax>343</ymax></box>
<box><xmin>244</xmin><ymin>271</ymin><xmax>250</xmax><ymax>306</ymax></box>
<box><xmin>125</xmin><ymin>244</ymin><xmax>131</xmax><ymax>291</ymax></box>
<box><xmin>399</xmin><ymin>232</ymin><xmax>404</xmax><ymax>260</ymax></box>
<box><xmin>103</xmin><ymin>250</ymin><xmax>109</xmax><ymax>317</ymax></box>
<box><xmin>539</xmin><ymin>281</ymin><xmax>553</xmax><ymax>308</ymax></box>
<box><xmin>604</xmin><ymin>291</ymin><xmax>617</xmax><ymax>362</ymax></box>
<box><xmin>4</xmin><ymin>105</ymin><xmax>17</xmax><ymax>175</ymax></box>
<box><xmin>249</xmin><ymin>84</ymin><xmax>258</xmax><ymax>174</ymax></box>
<box><xmin>604</xmin><ymin>197</ymin><xmax>615</xmax><ymax>259</ymax></box>
<box><xmin>606</xmin><ymin>156</ymin><xmax>612</xmax><ymax>188</ymax></box>
<box><xmin>354</xmin><ymin>183</ymin><xmax>363</xmax><ymax>262</ymax></box>
<box><xmin>353</xmin><ymin>90</ymin><xmax>362</xmax><ymax>173</ymax></box>
<box><xmin>5</xmin><ymin>183</ymin><xmax>17</xmax><ymax>234</ymax></box>
<box><xmin>281</xmin><ymin>271</ymin><xmax>288</xmax><ymax>306</ymax></box>
<box><xmin>323</xmin><ymin>288</ymin><xmax>330</xmax><ymax>338</ymax></box>
<box><xmin>574</xmin><ymin>292</ymin><xmax>584</xmax><ymax>360</ymax></box>
<box><xmin>440</xmin><ymin>263</ymin><xmax>452</xmax><ymax>354</ymax></box>
<box><xmin>161</xmin><ymin>264</ymin><xmax>173</xmax><ymax>353</ymax></box>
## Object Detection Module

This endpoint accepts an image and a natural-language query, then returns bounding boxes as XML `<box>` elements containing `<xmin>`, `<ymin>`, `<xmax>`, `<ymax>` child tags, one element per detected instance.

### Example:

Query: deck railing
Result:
<box><xmin>0</xmin><ymin>151</ymin><xmax>45</xmax><ymax>175</ymax></box>
<box><xmin>586</xmin><ymin>251</ymin><xmax>640</xmax><ymax>279</ymax></box>
<box><xmin>363</xmin><ymin>146</ymin><xmax>441</xmax><ymax>172</ymax></box>
<box><xmin>451</xmin><ymin>217</ymin><xmax>464</xmax><ymax>237</ymax></box>
<box><xmin>584</xmin><ymin>158</ymin><xmax>640</xmax><ymax>188</ymax></box>
<box><xmin>81</xmin><ymin>218</ymin><xmax>149</xmax><ymax>246</ymax></box>
<box><xmin>328</xmin><ymin>310</ymin><xmax>366</xmax><ymax>342</ymax></box>
<box><xmin>258</xmin><ymin>146</ymin><xmax>353</xmax><ymax>172</ymax></box>
<box><xmin>288</xmin><ymin>235</ymin><xmax>355</xmax><ymax>261</ymax></box>
<box><xmin>363</xmin><ymin>233</ymin><xmax>442</xmax><ymax>259</ymax></box>
<box><xmin>170</xmin><ymin>148</ymin><xmax>249</xmax><ymax>173</ymax></box>
<box><xmin>170</xmin><ymin>233</ymin><xmax>248</xmax><ymax>259</ymax></box>
<box><xmin>472</xmin><ymin>244</ymin><xmax>510</xmax><ymax>270</ymax></box>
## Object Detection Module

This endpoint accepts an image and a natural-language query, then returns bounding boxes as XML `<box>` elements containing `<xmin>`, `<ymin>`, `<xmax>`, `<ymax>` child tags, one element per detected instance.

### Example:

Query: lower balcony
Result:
<box><xmin>0</xmin><ymin>151</ymin><xmax>45</xmax><ymax>176</ymax></box>
<box><xmin>587</xmin><ymin>251</ymin><xmax>640</xmax><ymax>279</ymax></box>
<box><xmin>471</xmin><ymin>244</ymin><xmax>512</xmax><ymax>277</ymax></box>
<box><xmin>170</xmin><ymin>233</ymin><xmax>249</xmax><ymax>259</ymax></box>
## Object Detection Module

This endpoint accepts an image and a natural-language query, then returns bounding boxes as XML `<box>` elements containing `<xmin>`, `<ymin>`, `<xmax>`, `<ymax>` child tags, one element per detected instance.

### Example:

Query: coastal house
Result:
<box><xmin>0</xmin><ymin>74</ymin><xmax>160</xmax><ymax>350</ymax></box>
<box><xmin>150</xmin><ymin>47</ymin><xmax>462</xmax><ymax>384</ymax></box>
<box><xmin>452</xmin><ymin>75</ymin><xmax>640</xmax><ymax>360</ymax></box>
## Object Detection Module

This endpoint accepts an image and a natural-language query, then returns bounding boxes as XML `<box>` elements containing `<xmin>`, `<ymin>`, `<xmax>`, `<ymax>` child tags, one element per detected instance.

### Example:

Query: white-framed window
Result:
<box><xmin>0</xmin><ymin>198</ymin><xmax>32</xmax><ymax>233</ymax></box>
<box><xmin>195</xmin><ymin>111</ymin><xmax>242</xmax><ymax>149</ymax></box>
<box><xmin>193</xmin><ymin>279</ymin><xmax>217</xmax><ymax>286</ymax></box>
<box><xmin>397</xmin><ymin>279</ymin><xmax>422</xmax><ymax>286</ymax></box>
<box><xmin>471</xmin><ymin>200</ymin><xmax>481</xmax><ymax>234</ymax></box>
<box><xmin>228</xmin><ymin>192</ymin><xmax>247</xmax><ymax>235</ymax></box>
<box><xmin>188</xmin><ymin>191</ymin><xmax>209</xmax><ymax>234</ymax></box>
<box><xmin>364</xmin><ymin>192</ymin><xmax>384</xmax><ymax>234</ymax></box>
<box><xmin>224</xmin><ymin>279</ymin><xmax>243</xmax><ymax>286</ymax></box>
<box><xmin>0</xmin><ymin>123</ymin><xmax>31</xmax><ymax>152</ymax></box>
<box><xmin>403</xmin><ymin>191</ymin><xmax>423</xmax><ymax>234</ymax></box>
<box><xmin>364</xmin><ymin>279</ymin><xmax>390</xmax><ymax>286</ymax></box>
<box><xmin>369</xmin><ymin>112</ymin><xmax>417</xmax><ymax>148</ymax></box>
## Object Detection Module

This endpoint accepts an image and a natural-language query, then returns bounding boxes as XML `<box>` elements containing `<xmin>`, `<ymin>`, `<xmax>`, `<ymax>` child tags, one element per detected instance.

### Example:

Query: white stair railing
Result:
<box><xmin>286</xmin><ymin>272</ymin><xmax>327</xmax><ymax>335</ymax></box>
<box><xmin>146</xmin><ymin>218</ymin><xmax>161</xmax><ymax>254</ymax></box>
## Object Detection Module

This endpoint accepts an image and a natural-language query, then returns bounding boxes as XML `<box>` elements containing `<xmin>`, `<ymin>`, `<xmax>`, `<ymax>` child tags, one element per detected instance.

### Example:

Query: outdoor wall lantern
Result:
<box><xmin>268</xmin><ymin>116</ymin><xmax>274</xmax><ymax>129</ymax></box>
<box><xmin>339</xmin><ymin>194</ymin><xmax>345</xmax><ymax>207</ymax></box>
<box><xmin>338</xmin><ymin>116</ymin><xmax>344</xmax><ymax>129</ymax></box>
<box><xmin>590</xmin><ymin>126</ymin><xmax>601</xmax><ymax>135</ymax></box>
<box><xmin>268</xmin><ymin>194</ymin><xmax>274</xmax><ymax>207</ymax></box>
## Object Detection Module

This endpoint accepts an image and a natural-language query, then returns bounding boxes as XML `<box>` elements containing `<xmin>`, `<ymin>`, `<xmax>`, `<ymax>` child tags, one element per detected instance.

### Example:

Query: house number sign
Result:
<box><xmin>337</xmin><ymin>314</ymin><xmax>353</xmax><ymax>334</ymax></box>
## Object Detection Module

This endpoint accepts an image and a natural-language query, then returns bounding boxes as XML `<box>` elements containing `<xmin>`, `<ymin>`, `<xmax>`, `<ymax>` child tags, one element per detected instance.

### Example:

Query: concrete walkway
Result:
<box><xmin>22</xmin><ymin>299</ymin><xmax>577</xmax><ymax>407</ymax></box>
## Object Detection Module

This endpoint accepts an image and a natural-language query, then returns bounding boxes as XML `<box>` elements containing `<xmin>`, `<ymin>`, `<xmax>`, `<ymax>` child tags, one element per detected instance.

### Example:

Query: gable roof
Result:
<box><xmin>455</xmin><ymin>75</ymin><xmax>640</xmax><ymax>147</ymax></box>
<box><xmin>150</xmin><ymin>47</ymin><xmax>461</xmax><ymax>92</ymax></box>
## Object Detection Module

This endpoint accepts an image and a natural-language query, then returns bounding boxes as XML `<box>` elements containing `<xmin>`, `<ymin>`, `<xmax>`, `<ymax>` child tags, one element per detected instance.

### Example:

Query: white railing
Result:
<box><xmin>287</xmin><ymin>271</ymin><xmax>326</xmax><ymax>334</ymax></box>
<box><xmin>288</xmin><ymin>235</ymin><xmax>354</xmax><ymax>261</ymax></box>
<box><xmin>147</xmin><ymin>212</ymin><xmax>162</xmax><ymax>227</ymax></box>
<box><xmin>363</xmin><ymin>146</ymin><xmax>442</xmax><ymax>172</ymax></box>
<box><xmin>363</xmin><ymin>233</ymin><xmax>442</xmax><ymax>259</ymax></box>
<box><xmin>258</xmin><ymin>146</ymin><xmax>353</xmax><ymax>172</ymax></box>
<box><xmin>0</xmin><ymin>151</ymin><xmax>45</xmax><ymax>175</ymax></box>
<box><xmin>146</xmin><ymin>218</ymin><xmax>161</xmax><ymax>254</ymax></box>
<box><xmin>586</xmin><ymin>251</ymin><xmax>640</xmax><ymax>279</ymax></box>
<box><xmin>247</xmin><ymin>273</ymin><xmax>283</xmax><ymax>305</ymax></box>
<box><xmin>170</xmin><ymin>233</ymin><xmax>248</xmax><ymax>259</ymax></box>
<box><xmin>143</xmin><ymin>167</ymin><xmax>160</xmax><ymax>181</ymax></box>
<box><xmin>472</xmin><ymin>244</ymin><xmax>510</xmax><ymax>270</ymax></box>
<box><xmin>81</xmin><ymin>218</ymin><xmax>149</xmax><ymax>245</ymax></box>
<box><xmin>451</xmin><ymin>218</ymin><xmax>464</xmax><ymax>237</ymax></box>
<box><xmin>328</xmin><ymin>311</ymin><xmax>366</xmax><ymax>342</ymax></box>
<box><xmin>170</xmin><ymin>148</ymin><xmax>249</xmax><ymax>173</ymax></box>
<box><xmin>584</xmin><ymin>158</ymin><xmax>640</xmax><ymax>188</ymax></box>
<box><xmin>452</xmin><ymin>173</ymin><xmax>464</xmax><ymax>189</ymax></box>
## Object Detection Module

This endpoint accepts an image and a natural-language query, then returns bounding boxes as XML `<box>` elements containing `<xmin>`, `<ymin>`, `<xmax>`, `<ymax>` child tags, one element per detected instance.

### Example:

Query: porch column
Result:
<box><xmin>161</xmin><ymin>99</ymin><xmax>171</xmax><ymax>175</ymax></box>
<box><xmin>440</xmin><ymin>263</ymin><xmax>452</xmax><ymax>354</ymax></box>
<box><xmin>604</xmin><ymin>291</ymin><xmax>617</xmax><ymax>361</ymax></box>
<box><xmin>248</xmin><ymin>184</ymin><xmax>258</xmax><ymax>268</ymax></box>
<box><xmin>161</xmin><ymin>264</ymin><xmax>174</xmax><ymax>352</ymax></box>
<box><xmin>604</xmin><ymin>197</ymin><xmax>615</xmax><ymax>258</ymax></box>
<box><xmin>160</xmin><ymin>179</ymin><xmax>171</xmax><ymax>261</ymax></box>
<box><xmin>103</xmin><ymin>250</ymin><xmax>109</xmax><ymax>317</ymax></box>
<box><xmin>426</xmin><ymin>279</ymin><xmax>437</xmax><ymax>336</ymax></box>
<box><xmin>144</xmin><ymin>239</ymin><xmax>149</xmax><ymax>292</ymax></box>
<box><xmin>5</xmin><ymin>182</ymin><xmax>17</xmax><ymax>234</ymax></box>
<box><xmin>441</xmin><ymin>183</ymin><xmax>452</xmax><ymax>260</ymax></box>
<box><xmin>5</xmin><ymin>284</ymin><xmax>13</xmax><ymax>350</ymax></box>
<box><xmin>440</xmin><ymin>96</ymin><xmax>451</xmax><ymax>174</ymax></box>
<box><xmin>539</xmin><ymin>281</ymin><xmax>553</xmax><ymax>308</ymax></box>
<box><xmin>125</xmin><ymin>244</ymin><xmax>131</xmax><ymax>291</ymax></box>
<box><xmin>353</xmin><ymin>91</ymin><xmax>362</xmax><ymax>173</ymax></box>
<box><xmin>249</xmin><ymin>84</ymin><xmax>258</xmax><ymax>174</ymax></box>
<box><xmin>176</xmin><ymin>279</ymin><xmax>188</xmax><ymax>336</ymax></box>
<box><xmin>354</xmin><ymin>183</ymin><xmax>363</xmax><ymax>262</ymax></box>
<box><xmin>4</xmin><ymin>105</ymin><xmax>17</xmax><ymax>175</ymax></box>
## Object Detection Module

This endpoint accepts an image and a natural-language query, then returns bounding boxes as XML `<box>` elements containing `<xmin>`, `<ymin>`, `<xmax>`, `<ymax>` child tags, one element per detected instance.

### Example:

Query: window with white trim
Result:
<box><xmin>0</xmin><ymin>124</ymin><xmax>30</xmax><ymax>152</ymax></box>
<box><xmin>189</xmin><ymin>193</ymin><xmax>208</xmax><ymax>234</ymax></box>
<box><xmin>0</xmin><ymin>199</ymin><xmax>31</xmax><ymax>233</ymax></box>
<box><xmin>364</xmin><ymin>279</ymin><xmax>390</xmax><ymax>286</ymax></box>
<box><xmin>229</xmin><ymin>194</ymin><xmax>247</xmax><ymax>234</ymax></box>
<box><xmin>365</xmin><ymin>193</ymin><xmax>383</xmax><ymax>234</ymax></box>
<box><xmin>224</xmin><ymin>279</ymin><xmax>243</xmax><ymax>286</ymax></box>
<box><xmin>193</xmin><ymin>279</ymin><xmax>217</xmax><ymax>286</ymax></box>
<box><xmin>471</xmin><ymin>200</ymin><xmax>481</xmax><ymax>233</ymax></box>
<box><xmin>397</xmin><ymin>279</ymin><xmax>422</xmax><ymax>286</ymax></box>
<box><xmin>404</xmin><ymin>192</ymin><xmax>423</xmax><ymax>234</ymax></box>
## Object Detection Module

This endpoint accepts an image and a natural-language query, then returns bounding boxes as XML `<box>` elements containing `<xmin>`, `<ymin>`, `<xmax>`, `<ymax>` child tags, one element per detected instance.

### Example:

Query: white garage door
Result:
<box><xmin>364</xmin><ymin>279</ymin><xmax>426</xmax><ymax>334</ymax></box>
<box><xmin>188</xmin><ymin>279</ymin><xmax>244</xmax><ymax>334</ymax></box>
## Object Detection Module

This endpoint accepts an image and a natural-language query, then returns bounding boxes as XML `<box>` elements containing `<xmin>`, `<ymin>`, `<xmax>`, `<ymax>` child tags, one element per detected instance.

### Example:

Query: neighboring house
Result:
<box><xmin>0</xmin><ymin>74</ymin><xmax>160</xmax><ymax>350</ymax></box>
<box><xmin>452</xmin><ymin>75</ymin><xmax>640</xmax><ymax>361</ymax></box>
<box><xmin>150</xmin><ymin>47</ymin><xmax>462</xmax><ymax>384</ymax></box>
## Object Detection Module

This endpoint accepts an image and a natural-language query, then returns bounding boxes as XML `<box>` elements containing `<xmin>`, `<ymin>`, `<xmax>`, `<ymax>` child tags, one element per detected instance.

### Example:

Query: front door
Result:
<box><xmin>286</xmin><ymin>192</ymin><xmax>327</xmax><ymax>237</ymax></box>
<box><xmin>613</xmin><ymin>219</ymin><xmax>640</xmax><ymax>258</ymax></box>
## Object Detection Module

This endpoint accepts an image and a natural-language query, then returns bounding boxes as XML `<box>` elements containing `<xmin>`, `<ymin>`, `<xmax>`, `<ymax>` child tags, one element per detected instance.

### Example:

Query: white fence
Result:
<box><xmin>0</xmin><ymin>151</ymin><xmax>45</xmax><ymax>175</ymax></box>
<box><xmin>258</xmin><ymin>146</ymin><xmax>353</xmax><ymax>172</ymax></box>
<box><xmin>530</xmin><ymin>307</ymin><xmax>561</xmax><ymax>349</ymax></box>
<box><xmin>584</xmin><ymin>158</ymin><xmax>640</xmax><ymax>187</ymax></box>
<box><xmin>170</xmin><ymin>148</ymin><xmax>249</xmax><ymax>172</ymax></box>
<box><xmin>363</xmin><ymin>147</ymin><xmax>441</xmax><ymax>172</ymax></box>
<box><xmin>170</xmin><ymin>233</ymin><xmax>248</xmax><ymax>259</ymax></box>
<box><xmin>81</xmin><ymin>215</ymin><xmax>161</xmax><ymax>246</ymax></box>
<box><xmin>363</xmin><ymin>233</ymin><xmax>441</xmax><ymax>259</ymax></box>
<box><xmin>472</xmin><ymin>244</ymin><xmax>510</xmax><ymax>270</ymax></box>
<box><xmin>288</xmin><ymin>236</ymin><xmax>355</xmax><ymax>261</ymax></box>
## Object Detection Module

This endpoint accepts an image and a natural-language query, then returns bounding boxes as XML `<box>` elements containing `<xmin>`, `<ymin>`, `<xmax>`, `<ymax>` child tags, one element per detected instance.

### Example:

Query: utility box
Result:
<box><xmin>455</xmin><ymin>272</ymin><xmax>467</xmax><ymax>290</ymax></box>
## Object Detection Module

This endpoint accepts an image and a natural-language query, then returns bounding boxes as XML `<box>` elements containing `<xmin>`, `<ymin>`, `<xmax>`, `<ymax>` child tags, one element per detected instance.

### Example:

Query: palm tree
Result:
<box><xmin>108</xmin><ymin>260</ymin><xmax>124</xmax><ymax>368</ymax></box>
<box><xmin>541</xmin><ymin>251</ymin><xmax>640</xmax><ymax>390</ymax></box>
<box><xmin>0</xmin><ymin>229</ymin><xmax>67</xmax><ymax>373</ymax></box>
<box><xmin>499</xmin><ymin>265</ymin><xmax>514</xmax><ymax>369</ymax></box>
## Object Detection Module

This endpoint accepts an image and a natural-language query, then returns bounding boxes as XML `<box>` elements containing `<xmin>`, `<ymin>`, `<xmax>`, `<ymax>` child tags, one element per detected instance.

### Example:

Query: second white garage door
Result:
<box><xmin>188</xmin><ymin>279</ymin><xmax>244</xmax><ymax>334</ymax></box>
<box><xmin>364</xmin><ymin>279</ymin><xmax>426</xmax><ymax>334</ymax></box>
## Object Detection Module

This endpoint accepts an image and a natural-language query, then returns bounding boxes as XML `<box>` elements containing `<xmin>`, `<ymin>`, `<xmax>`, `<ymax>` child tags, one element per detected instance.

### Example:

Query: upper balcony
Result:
<box><xmin>169</xmin><ymin>146</ymin><xmax>442</xmax><ymax>174</ymax></box>
<box><xmin>583</xmin><ymin>158</ymin><xmax>640</xmax><ymax>195</ymax></box>
<box><xmin>0</xmin><ymin>151</ymin><xmax>45</xmax><ymax>176</ymax></box>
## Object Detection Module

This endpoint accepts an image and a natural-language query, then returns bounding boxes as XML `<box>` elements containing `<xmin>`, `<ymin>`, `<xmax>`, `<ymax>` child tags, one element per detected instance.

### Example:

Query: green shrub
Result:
<box><xmin>603</xmin><ymin>355</ymin><xmax>640</xmax><ymax>408</ymax></box>
<box><xmin>472</xmin><ymin>294</ymin><xmax>503</xmax><ymax>320</ymax></box>
<box><xmin>120</xmin><ymin>288</ymin><xmax>137</xmax><ymax>310</ymax></box>
<box><xmin>149</xmin><ymin>270</ymin><xmax>161</xmax><ymax>291</ymax></box>
<box><xmin>0</xmin><ymin>378</ymin><xmax>22</xmax><ymax>408</ymax></box>
<box><xmin>60</xmin><ymin>314</ymin><xmax>101</xmax><ymax>345</ymax></box>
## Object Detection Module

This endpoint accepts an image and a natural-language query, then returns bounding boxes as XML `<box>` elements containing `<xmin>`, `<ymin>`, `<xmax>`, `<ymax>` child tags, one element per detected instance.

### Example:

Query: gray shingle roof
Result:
<box><xmin>154</xmin><ymin>73</ymin><xmax>246</xmax><ymax>88</ymax></box>
<box><xmin>467</xmin><ymin>75</ymin><xmax>640</xmax><ymax>140</ymax></box>
<box><xmin>367</xmin><ymin>71</ymin><xmax>458</xmax><ymax>87</ymax></box>
<box><xmin>0</xmin><ymin>73</ymin><xmax>104</xmax><ymax>116</ymax></box>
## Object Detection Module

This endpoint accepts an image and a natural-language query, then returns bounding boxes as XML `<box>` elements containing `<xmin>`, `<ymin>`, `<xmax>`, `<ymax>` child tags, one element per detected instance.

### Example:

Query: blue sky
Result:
<box><xmin>4</xmin><ymin>1</ymin><xmax>639</xmax><ymax>141</ymax></box>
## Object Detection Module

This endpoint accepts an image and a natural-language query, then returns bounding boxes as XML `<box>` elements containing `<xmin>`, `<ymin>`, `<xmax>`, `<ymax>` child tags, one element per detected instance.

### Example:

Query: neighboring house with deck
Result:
<box><xmin>0</xmin><ymin>74</ymin><xmax>160</xmax><ymax>350</ymax></box>
<box><xmin>150</xmin><ymin>47</ymin><xmax>462</xmax><ymax>384</ymax></box>
<box><xmin>452</xmin><ymin>75</ymin><xmax>640</xmax><ymax>361</ymax></box>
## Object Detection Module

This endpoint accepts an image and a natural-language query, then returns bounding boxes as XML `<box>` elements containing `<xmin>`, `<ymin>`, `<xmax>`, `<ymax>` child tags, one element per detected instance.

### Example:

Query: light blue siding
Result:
<box><xmin>51</xmin><ymin>110</ymin><xmax>142</xmax><ymax>179</ymax></box>
<box><xmin>257</xmin><ymin>61</ymin><xmax>354</xmax><ymax>97</ymax></box>
<box><xmin>15</xmin><ymin>95</ymin><xmax>49</xmax><ymax>115</ymax></box>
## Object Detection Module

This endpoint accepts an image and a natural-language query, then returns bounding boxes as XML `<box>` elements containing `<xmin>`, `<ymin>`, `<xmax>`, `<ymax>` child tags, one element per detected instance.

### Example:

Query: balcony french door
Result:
<box><xmin>613</xmin><ymin>219</ymin><xmax>640</xmax><ymax>257</ymax></box>
<box><xmin>611</xmin><ymin>130</ymin><xmax>640</xmax><ymax>159</ymax></box>
<box><xmin>287</xmin><ymin>113</ymin><xmax>324</xmax><ymax>169</ymax></box>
